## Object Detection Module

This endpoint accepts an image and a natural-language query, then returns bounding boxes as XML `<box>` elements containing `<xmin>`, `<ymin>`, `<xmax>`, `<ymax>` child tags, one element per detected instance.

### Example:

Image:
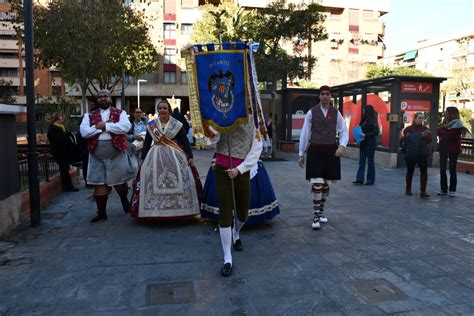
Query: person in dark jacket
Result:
<box><xmin>171</xmin><ymin>107</ymin><xmax>190</xmax><ymax>135</ymax></box>
<box><xmin>353</xmin><ymin>105</ymin><xmax>379</xmax><ymax>185</ymax></box>
<box><xmin>437</xmin><ymin>106</ymin><xmax>466</xmax><ymax>197</ymax></box>
<box><xmin>47</xmin><ymin>113</ymin><xmax>79</xmax><ymax>192</ymax></box>
<box><xmin>401</xmin><ymin>112</ymin><xmax>432</xmax><ymax>198</ymax></box>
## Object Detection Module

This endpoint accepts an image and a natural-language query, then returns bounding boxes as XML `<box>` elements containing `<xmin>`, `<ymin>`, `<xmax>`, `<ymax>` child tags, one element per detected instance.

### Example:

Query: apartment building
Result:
<box><xmin>0</xmin><ymin>0</ymin><xmax>64</xmax><ymax>106</ymax></box>
<box><xmin>1</xmin><ymin>0</ymin><xmax>388</xmax><ymax>115</ymax></box>
<box><xmin>380</xmin><ymin>32</ymin><xmax>474</xmax><ymax>110</ymax></box>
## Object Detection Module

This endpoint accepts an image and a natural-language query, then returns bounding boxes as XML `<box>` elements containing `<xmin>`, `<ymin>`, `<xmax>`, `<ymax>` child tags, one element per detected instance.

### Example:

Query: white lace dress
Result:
<box><xmin>138</xmin><ymin>117</ymin><xmax>199</xmax><ymax>217</ymax></box>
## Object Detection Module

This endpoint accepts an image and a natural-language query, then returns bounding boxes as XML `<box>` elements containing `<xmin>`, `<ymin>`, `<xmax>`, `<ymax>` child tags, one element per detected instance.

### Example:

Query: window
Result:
<box><xmin>363</xmin><ymin>10</ymin><xmax>376</xmax><ymax>20</ymax></box>
<box><xmin>181</xmin><ymin>72</ymin><xmax>187</xmax><ymax>84</ymax></box>
<box><xmin>349</xmin><ymin>9</ymin><xmax>359</xmax><ymax>32</ymax></box>
<box><xmin>181</xmin><ymin>23</ymin><xmax>192</xmax><ymax>35</ymax></box>
<box><xmin>164</xmin><ymin>23</ymin><xmax>176</xmax><ymax>39</ymax></box>
<box><xmin>164</xmin><ymin>71</ymin><xmax>176</xmax><ymax>84</ymax></box>
<box><xmin>164</xmin><ymin>48</ymin><xmax>176</xmax><ymax>64</ymax></box>
<box><xmin>0</xmin><ymin>68</ymin><xmax>18</xmax><ymax>77</ymax></box>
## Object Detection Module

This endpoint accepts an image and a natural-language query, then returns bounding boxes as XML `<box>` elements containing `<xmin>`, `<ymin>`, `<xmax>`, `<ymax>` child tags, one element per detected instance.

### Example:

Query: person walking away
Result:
<box><xmin>437</xmin><ymin>106</ymin><xmax>467</xmax><ymax>197</ymax></box>
<box><xmin>353</xmin><ymin>105</ymin><xmax>379</xmax><ymax>185</ymax></box>
<box><xmin>47</xmin><ymin>113</ymin><xmax>79</xmax><ymax>192</ymax></box>
<box><xmin>401</xmin><ymin>112</ymin><xmax>432</xmax><ymax>198</ymax></box>
<box><xmin>80</xmin><ymin>89</ymin><xmax>134</xmax><ymax>223</ymax></box>
<box><xmin>298</xmin><ymin>85</ymin><xmax>348</xmax><ymax>230</ymax></box>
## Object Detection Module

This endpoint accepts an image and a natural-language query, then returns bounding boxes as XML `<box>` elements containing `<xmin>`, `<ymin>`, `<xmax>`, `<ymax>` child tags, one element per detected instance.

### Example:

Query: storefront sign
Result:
<box><xmin>400</xmin><ymin>100</ymin><xmax>431</xmax><ymax>111</ymax></box>
<box><xmin>401</xmin><ymin>82</ymin><xmax>433</xmax><ymax>94</ymax></box>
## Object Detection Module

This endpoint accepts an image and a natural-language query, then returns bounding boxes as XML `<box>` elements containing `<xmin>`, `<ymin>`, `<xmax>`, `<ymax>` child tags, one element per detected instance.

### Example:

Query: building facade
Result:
<box><xmin>1</xmin><ymin>0</ymin><xmax>389</xmax><ymax>115</ymax></box>
<box><xmin>0</xmin><ymin>0</ymin><xmax>64</xmax><ymax>107</ymax></box>
<box><xmin>379</xmin><ymin>33</ymin><xmax>474</xmax><ymax>111</ymax></box>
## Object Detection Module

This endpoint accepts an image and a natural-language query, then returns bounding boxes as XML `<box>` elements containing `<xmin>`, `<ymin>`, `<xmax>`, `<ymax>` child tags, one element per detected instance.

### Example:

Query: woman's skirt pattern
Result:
<box><xmin>201</xmin><ymin>161</ymin><xmax>279</xmax><ymax>224</ymax></box>
<box><xmin>130</xmin><ymin>144</ymin><xmax>199</xmax><ymax>218</ymax></box>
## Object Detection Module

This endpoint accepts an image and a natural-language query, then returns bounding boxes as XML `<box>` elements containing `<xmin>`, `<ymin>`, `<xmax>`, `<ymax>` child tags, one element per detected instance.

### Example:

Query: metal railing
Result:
<box><xmin>17</xmin><ymin>144</ymin><xmax>60</xmax><ymax>191</ymax></box>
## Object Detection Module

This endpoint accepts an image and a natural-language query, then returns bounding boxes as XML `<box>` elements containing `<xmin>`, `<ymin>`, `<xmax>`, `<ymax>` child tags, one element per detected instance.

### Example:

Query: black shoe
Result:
<box><xmin>65</xmin><ymin>187</ymin><xmax>79</xmax><ymax>192</ymax></box>
<box><xmin>233</xmin><ymin>239</ymin><xmax>243</xmax><ymax>251</ymax></box>
<box><xmin>90</xmin><ymin>214</ymin><xmax>107</xmax><ymax>223</ymax></box>
<box><xmin>352</xmin><ymin>180</ymin><xmax>363</xmax><ymax>184</ymax></box>
<box><xmin>364</xmin><ymin>182</ymin><xmax>374</xmax><ymax>185</ymax></box>
<box><xmin>221</xmin><ymin>262</ymin><xmax>232</xmax><ymax>277</ymax></box>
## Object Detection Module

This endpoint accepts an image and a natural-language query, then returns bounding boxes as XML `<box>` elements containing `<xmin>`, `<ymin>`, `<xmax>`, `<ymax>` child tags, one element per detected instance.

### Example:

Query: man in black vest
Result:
<box><xmin>298</xmin><ymin>85</ymin><xmax>348</xmax><ymax>229</ymax></box>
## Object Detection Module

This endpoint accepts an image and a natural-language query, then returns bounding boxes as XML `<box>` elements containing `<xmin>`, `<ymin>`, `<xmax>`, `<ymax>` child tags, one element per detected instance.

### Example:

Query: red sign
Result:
<box><xmin>401</xmin><ymin>100</ymin><xmax>431</xmax><ymax>111</ymax></box>
<box><xmin>401</xmin><ymin>82</ymin><xmax>433</xmax><ymax>94</ymax></box>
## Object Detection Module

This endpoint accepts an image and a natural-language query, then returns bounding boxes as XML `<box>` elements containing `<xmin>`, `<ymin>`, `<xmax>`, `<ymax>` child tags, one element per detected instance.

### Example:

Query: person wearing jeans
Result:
<box><xmin>353</xmin><ymin>105</ymin><xmax>379</xmax><ymax>185</ymax></box>
<box><xmin>437</xmin><ymin>107</ymin><xmax>466</xmax><ymax>197</ymax></box>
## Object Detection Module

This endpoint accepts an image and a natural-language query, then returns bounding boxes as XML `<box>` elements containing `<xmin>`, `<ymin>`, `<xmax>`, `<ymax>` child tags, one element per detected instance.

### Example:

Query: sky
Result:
<box><xmin>380</xmin><ymin>0</ymin><xmax>474</xmax><ymax>56</ymax></box>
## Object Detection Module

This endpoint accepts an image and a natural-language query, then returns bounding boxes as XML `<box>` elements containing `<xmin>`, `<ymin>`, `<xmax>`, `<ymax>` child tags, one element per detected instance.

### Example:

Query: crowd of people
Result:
<box><xmin>47</xmin><ymin>86</ymin><xmax>467</xmax><ymax>277</ymax></box>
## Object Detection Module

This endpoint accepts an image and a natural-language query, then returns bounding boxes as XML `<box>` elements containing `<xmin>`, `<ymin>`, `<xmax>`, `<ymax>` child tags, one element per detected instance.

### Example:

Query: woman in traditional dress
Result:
<box><xmin>201</xmin><ymin>159</ymin><xmax>279</xmax><ymax>225</ymax></box>
<box><xmin>129</xmin><ymin>100</ymin><xmax>200</xmax><ymax>218</ymax></box>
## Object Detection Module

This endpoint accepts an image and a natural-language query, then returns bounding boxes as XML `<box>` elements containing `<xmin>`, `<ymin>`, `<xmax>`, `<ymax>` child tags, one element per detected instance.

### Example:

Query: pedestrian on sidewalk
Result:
<box><xmin>80</xmin><ymin>89</ymin><xmax>134</xmax><ymax>223</ymax></box>
<box><xmin>353</xmin><ymin>104</ymin><xmax>379</xmax><ymax>185</ymax></box>
<box><xmin>47</xmin><ymin>113</ymin><xmax>79</xmax><ymax>192</ymax></box>
<box><xmin>127</xmin><ymin>107</ymin><xmax>147</xmax><ymax>173</ymax></box>
<box><xmin>210</xmin><ymin>122</ymin><xmax>262</xmax><ymax>277</ymax></box>
<box><xmin>129</xmin><ymin>99</ymin><xmax>200</xmax><ymax>219</ymax></box>
<box><xmin>401</xmin><ymin>112</ymin><xmax>432</xmax><ymax>198</ymax></box>
<box><xmin>437</xmin><ymin>106</ymin><xmax>467</xmax><ymax>197</ymax></box>
<box><xmin>298</xmin><ymin>85</ymin><xmax>348</xmax><ymax>230</ymax></box>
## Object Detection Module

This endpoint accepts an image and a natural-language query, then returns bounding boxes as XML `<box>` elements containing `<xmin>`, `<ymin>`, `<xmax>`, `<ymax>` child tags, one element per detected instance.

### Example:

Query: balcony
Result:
<box><xmin>0</xmin><ymin>57</ymin><xmax>19</xmax><ymax>67</ymax></box>
<box><xmin>0</xmin><ymin>39</ymin><xmax>17</xmax><ymax>50</ymax></box>
<box><xmin>360</xmin><ymin>21</ymin><xmax>385</xmax><ymax>36</ymax></box>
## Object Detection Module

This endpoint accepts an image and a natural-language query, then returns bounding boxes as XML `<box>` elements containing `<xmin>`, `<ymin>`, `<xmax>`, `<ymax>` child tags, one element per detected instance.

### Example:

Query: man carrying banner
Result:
<box><xmin>298</xmin><ymin>85</ymin><xmax>348</xmax><ymax>230</ymax></box>
<box><xmin>213</xmin><ymin>123</ymin><xmax>262</xmax><ymax>277</ymax></box>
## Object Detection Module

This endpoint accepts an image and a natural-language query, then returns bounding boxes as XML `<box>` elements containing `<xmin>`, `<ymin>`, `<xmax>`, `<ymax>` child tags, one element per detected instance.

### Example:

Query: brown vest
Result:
<box><xmin>310</xmin><ymin>105</ymin><xmax>338</xmax><ymax>145</ymax></box>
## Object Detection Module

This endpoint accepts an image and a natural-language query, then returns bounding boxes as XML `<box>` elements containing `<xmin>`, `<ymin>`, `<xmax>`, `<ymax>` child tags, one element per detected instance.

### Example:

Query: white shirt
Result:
<box><xmin>298</xmin><ymin>105</ymin><xmax>349</xmax><ymax>156</ymax></box>
<box><xmin>80</xmin><ymin>107</ymin><xmax>131</xmax><ymax>140</ymax></box>
<box><xmin>236</xmin><ymin>129</ymin><xmax>263</xmax><ymax>175</ymax></box>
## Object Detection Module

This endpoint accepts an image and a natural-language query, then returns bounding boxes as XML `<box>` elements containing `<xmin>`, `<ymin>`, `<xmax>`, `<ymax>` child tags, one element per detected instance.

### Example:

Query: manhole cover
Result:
<box><xmin>146</xmin><ymin>282</ymin><xmax>196</xmax><ymax>305</ymax></box>
<box><xmin>347</xmin><ymin>279</ymin><xmax>408</xmax><ymax>304</ymax></box>
<box><xmin>42</xmin><ymin>212</ymin><xmax>67</xmax><ymax>220</ymax></box>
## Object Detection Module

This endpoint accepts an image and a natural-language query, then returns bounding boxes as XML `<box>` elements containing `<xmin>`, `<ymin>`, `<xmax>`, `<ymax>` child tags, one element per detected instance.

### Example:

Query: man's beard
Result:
<box><xmin>100</xmin><ymin>102</ymin><xmax>110</xmax><ymax>110</ymax></box>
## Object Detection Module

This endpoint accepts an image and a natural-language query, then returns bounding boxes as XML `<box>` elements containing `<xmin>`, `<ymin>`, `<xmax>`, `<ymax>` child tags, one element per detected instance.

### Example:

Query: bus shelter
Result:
<box><xmin>280</xmin><ymin>76</ymin><xmax>446</xmax><ymax>168</ymax></box>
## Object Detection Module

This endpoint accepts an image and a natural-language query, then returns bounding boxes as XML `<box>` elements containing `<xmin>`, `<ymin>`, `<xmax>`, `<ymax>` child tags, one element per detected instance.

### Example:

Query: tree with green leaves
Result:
<box><xmin>192</xmin><ymin>0</ymin><xmax>327</xmax><ymax>88</ymax></box>
<box><xmin>11</xmin><ymin>0</ymin><xmax>158</xmax><ymax>113</ymax></box>
<box><xmin>0</xmin><ymin>79</ymin><xmax>17</xmax><ymax>104</ymax></box>
<box><xmin>366</xmin><ymin>64</ymin><xmax>433</xmax><ymax>79</ymax></box>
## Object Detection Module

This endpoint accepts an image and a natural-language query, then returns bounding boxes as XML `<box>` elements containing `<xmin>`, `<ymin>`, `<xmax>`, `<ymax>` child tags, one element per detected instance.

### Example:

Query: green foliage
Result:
<box><xmin>192</xmin><ymin>0</ymin><xmax>327</xmax><ymax>87</ymax></box>
<box><xmin>366</xmin><ymin>64</ymin><xmax>433</xmax><ymax>79</ymax></box>
<box><xmin>459</xmin><ymin>108</ymin><xmax>472</xmax><ymax>136</ymax></box>
<box><xmin>30</xmin><ymin>0</ymin><xmax>158</xmax><ymax>92</ymax></box>
<box><xmin>0</xmin><ymin>79</ymin><xmax>17</xmax><ymax>104</ymax></box>
<box><xmin>296</xmin><ymin>81</ymin><xmax>319</xmax><ymax>89</ymax></box>
<box><xmin>38</xmin><ymin>95</ymin><xmax>81</xmax><ymax>132</ymax></box>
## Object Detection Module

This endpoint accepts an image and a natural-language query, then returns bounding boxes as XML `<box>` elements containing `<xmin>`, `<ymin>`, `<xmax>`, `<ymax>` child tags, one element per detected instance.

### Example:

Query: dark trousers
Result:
<box><xmin>356</xmin><ymin>145</ymin><xmax>376</xmax><ymax>183</ymax></box>
<box><xmin>405</xmin><ymin>155</ymin><xmax>428</xmax><ymax>176</ymax></box>
<box><xmin>215</xmin><ymin>165</ymin><xmax>250</xmax><ymax>228</ymax></box>
<box><xmin>439</xmin><ymin>152</ymin><xmax>458</xmax><ymax>192</ymax></box>
<box><xmin>58</xmin><ymin>162</ymin><xmax>74</xmax><ymax>190</ymax></box>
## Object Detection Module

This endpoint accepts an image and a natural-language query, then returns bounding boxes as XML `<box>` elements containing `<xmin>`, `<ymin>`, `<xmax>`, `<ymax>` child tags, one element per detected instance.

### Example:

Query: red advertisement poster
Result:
<box><xmin>400</xmin><ymin>100</ymin><xmax>432</xmax><ymax>111</ymax></box>
<box><xmin>401</xmin><ymin>82</ymin><xmax>433</xmax><ymax>94</ymax></box>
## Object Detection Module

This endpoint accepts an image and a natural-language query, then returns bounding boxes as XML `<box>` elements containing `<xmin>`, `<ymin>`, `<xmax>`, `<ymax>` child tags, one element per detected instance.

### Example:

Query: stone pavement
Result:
<box><xmin>1</xmin><ymin>149</ymin><xmax>474</xmax><ymax>315</ymax></box>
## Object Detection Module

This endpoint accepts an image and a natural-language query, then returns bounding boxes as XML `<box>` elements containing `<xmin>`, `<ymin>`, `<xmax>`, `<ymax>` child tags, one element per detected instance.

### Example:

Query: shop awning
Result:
<box><xmin>403</xmin><ymin>50</ymin><xmax>418</xmax><ymax>61</ymax></box>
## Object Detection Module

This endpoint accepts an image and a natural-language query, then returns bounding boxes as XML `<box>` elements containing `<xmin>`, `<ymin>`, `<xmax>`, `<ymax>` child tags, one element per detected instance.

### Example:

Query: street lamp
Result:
<box><xmin>137</xmin><ymin>79</ymin><xmax>147</xmax><ymax>109</ymax></box>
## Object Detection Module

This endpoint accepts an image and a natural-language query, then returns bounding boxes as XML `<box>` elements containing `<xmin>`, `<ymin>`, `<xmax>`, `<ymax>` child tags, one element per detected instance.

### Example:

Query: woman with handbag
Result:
<box><xmin>401</xmin><ymin>112</ymin><xmax>432</xmax><ymax>198</ymax></box>
<box><xmin>127</xmin><ymin>108</ymin><xmax>147</xmax><ymax>173</ymax></box>
<box><xmin>129</xmin><ymin>100</ymin><xmax>200</xmax><ymax>218</ymax></box>
<box><xmin>47</xmin><ymin>113</ymin><xmax>79</xmax><ymax>192</ymax></box>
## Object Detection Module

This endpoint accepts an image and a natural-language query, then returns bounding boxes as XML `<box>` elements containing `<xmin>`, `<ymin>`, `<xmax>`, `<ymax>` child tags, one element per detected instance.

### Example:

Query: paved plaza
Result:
<box><xmin>1</xmin><ymin>149</ymin><xmax>474</xmax><ymax>315</ymax></box>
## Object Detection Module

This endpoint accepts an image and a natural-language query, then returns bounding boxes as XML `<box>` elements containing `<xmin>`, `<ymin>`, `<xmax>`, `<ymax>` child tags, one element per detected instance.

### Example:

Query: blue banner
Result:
<box><xmin>194</xmin><ymin>50</ymin><xmax>249</xmax><ymax>132</ymax></box>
